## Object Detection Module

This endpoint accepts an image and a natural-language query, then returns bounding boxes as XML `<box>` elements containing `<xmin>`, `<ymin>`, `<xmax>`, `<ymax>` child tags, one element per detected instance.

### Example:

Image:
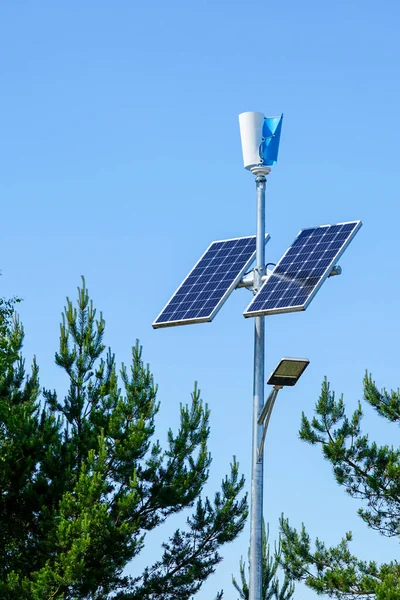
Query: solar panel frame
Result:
<box><xmin>153</xmin><ymin>234</ymin><xmax>270</xmax><ymax>329</ymax></box>
<box><xmin>244</xmin><ymin>220</ymin><xmax>362</xmax><ymax>318</ymax></box>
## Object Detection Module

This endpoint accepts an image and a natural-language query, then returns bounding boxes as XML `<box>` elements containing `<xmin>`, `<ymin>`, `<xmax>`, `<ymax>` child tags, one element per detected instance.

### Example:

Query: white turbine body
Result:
<box><xmin>238</xmin><ymin>111</ymin><xmax>264</xmax><ymax>170</ymax></box>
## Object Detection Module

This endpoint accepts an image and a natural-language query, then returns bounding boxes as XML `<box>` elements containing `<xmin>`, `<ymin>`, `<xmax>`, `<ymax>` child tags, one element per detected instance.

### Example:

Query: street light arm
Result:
<box><xmin>257</xmin><ymin>386</ymin><xmax>281</xmax><ymax>462</ymax></box>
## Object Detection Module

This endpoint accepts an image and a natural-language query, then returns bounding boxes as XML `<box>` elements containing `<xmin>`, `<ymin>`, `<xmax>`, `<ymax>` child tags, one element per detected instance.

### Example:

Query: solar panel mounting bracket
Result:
<box><xmin>236</xmin><ymin>268</ymin><xmax>274</xmax><ymax>291</ymax></box>
<box><xmin>238</xmin><ymin>263</ymin><xmax>341</xmax><ymax>293</ymax></box>
<box><xmin>328</xmin><ymin>265</ymin><xmax>342</xmax><ymax>277</ymax></box>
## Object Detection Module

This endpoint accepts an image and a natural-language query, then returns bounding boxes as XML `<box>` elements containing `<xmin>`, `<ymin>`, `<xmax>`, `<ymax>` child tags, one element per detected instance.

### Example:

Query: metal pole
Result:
<box><xmin>249</xmin><ymin>172</ymin><xmax>267</xmax><ymax>600</ymax></box>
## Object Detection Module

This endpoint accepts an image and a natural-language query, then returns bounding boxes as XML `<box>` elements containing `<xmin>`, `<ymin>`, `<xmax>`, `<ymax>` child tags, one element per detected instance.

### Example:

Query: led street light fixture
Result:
<box><xmin>267</xmin><ymin>357</ymin><xmax>310</xmax><ymax>387</ymax></box>
<box><xmin>258</xmin><ymin>357</ymin><xmax>310</xmax><ymax>429</ymax></box>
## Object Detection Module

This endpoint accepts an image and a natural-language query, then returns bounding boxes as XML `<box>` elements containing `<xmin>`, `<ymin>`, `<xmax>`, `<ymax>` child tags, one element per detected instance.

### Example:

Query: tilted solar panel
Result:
<box><xmin>244</xmin><ymin>221</ymin><xmax>362</xmax><ymax>318</ymax></box>
<box><xmin>153</xmin><ymin>235</ymin><xmax>269</xmax><ymax>328</ymax></box>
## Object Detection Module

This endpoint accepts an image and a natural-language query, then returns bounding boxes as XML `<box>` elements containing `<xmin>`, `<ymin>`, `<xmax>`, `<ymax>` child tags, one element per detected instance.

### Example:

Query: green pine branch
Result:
<box><xmin>0</xmin><ymin>280</ymin><xmax>248</xmax><ymax>599</ymax></box>
<box><xmin>232</xmin><ymin>521</ymin><xmax>295</xmax><ymax>600</ymax></box>
<box><xmin>279</xmin><ymin>375</ymin><xmax>400</xmax><ymax>599</ymax></box>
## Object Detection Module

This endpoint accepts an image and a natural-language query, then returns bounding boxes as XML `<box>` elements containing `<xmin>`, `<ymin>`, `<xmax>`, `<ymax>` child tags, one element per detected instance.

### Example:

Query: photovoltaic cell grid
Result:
<box><xmin>153</xmin><ymin>236</ymin><xmax>269</xmax><ymax>328</ymax></box>
<box><xmin>244</xmin><ymin>221</ymin><xmax>362</xmax><ymax>317</ymax></box>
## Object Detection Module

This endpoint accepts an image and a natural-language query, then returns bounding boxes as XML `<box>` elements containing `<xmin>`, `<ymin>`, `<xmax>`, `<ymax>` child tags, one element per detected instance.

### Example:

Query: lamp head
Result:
<box><xmin>267</xmin><ymin>357</ymin><xmax>309</xmax><ymax>387</ymax></box>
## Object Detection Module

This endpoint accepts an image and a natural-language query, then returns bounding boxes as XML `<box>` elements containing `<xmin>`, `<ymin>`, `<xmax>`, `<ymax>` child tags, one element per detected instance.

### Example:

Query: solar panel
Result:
<box><xmin>244</xmin><ymin>220</ymin><xmax>362</xmax><ymax>318</ymax></box>
<box><xmin>153</xmin><ymin>235</ymin><xmax>270</xmax><ymax>328</ymax></box>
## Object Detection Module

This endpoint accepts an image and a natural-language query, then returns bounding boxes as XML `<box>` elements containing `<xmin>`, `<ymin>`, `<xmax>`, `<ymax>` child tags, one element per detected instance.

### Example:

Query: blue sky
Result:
<box><xmin>1</xmin><ymin>1</ymin><xmax>400</xmax><ymax>597</ymax></box>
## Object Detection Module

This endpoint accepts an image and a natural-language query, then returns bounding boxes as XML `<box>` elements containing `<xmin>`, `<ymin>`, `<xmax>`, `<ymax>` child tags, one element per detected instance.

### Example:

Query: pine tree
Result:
<box><xmin>0</xmin><ymin>279</ymin><xmax>248</xmax><ymax>599</ymax></box>
<box><xmin>0</xmin><ymin>294</ymin><xmax>21</xmax><ymax>369</ymax></box>
<box><xmin>279</xmin><ymin>376</ymin><xmax>400</xmax><ymax>599</ymax></box>
<box><xmin>232</xmin><ymin>521</ymin><xmax>295</xmax><ymax>600</ymax></box>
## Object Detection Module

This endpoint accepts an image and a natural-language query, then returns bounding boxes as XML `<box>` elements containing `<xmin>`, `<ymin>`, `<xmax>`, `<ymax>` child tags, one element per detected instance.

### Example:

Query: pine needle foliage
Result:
<box><xmin>0</xmin><ymin>280</ymin><xmax>248</xmax><ymax>599</ymax></box>
<box><xmin>232</xmin><ymin>521</ymin><xmax>295</xmax><ymax>600</ymax></box>
<box><xmin>0</xmin><ymin>294</ymin><xmax>21</xmax><ymax>370</ymax></box>
<box><xmin>280</xmin><ymin>376</ymin><xmax>400</xmax><ymax>599</ymax></box>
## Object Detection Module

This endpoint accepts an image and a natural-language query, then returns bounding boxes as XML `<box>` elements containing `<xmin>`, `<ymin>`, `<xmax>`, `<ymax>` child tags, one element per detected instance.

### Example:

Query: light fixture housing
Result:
<box><xmin>267</xmin><ymin>357</ymin><xmax>309</xmax><ymax>387</ymax></box>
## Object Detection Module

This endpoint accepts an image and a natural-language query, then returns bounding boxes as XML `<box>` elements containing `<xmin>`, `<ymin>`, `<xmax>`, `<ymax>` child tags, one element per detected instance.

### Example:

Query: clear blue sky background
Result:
<box><xmin>1</xmin><ymin>1</ymin><xmax>399</xmax><ymax>598</ymax></box>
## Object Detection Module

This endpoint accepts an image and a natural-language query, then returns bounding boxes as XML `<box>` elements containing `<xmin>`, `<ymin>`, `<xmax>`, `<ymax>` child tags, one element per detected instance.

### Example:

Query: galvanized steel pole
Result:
<box><xmin>249</xmin><ymin>171</ymin><xmax>268</xmax><ymax>600</ymax></box>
